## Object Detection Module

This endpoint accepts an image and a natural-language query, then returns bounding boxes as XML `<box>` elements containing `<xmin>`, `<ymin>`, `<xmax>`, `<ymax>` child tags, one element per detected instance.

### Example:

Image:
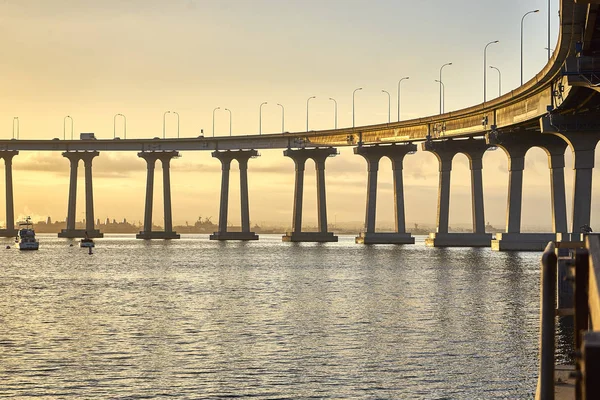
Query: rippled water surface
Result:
<box><xmin>0</xmin><ymin>234</ymin><xmax>545</xmax><ymax>399</ymax></box>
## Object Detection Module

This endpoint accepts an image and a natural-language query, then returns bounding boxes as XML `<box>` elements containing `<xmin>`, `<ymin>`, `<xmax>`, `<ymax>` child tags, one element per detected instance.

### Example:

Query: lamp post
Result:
<box><xmin>484</xmin><ymin>40</ymin><xmax>499</xmax><ymax>103</ymax></box>
<box><xmin>259</xmin><ymin>102</ymin><xmax>267</xmax><ymax>135</ymax></box>
<box><xmin>434</xmin><ymin>80</ymin><xmax>445</xmax><ymax>113</ymax></box>
<box><xmin>397</xmin><ymin>76</ymin><xmax>409</xmax><ymax>121</ymax></box>
<box><xmin>63</xmin><ymin>115</ymin><xmax>73</xmax><ymax>140</ymax></box>
<box><xmin>306</xmin><ymin>96</ymin><xmax>316</xmax><ymax>131</ymax></box>
<box><xmin>548</xmin><ymin>0</ymin><xmax>551</xmax><ymax>60</ymax></box>
<box><xmin>329</xmin><ymin>98</ymin><xmax>337</xmax><ymax>129</ymax></box>
<box><xmin>353</xmin><ymin>87</ymin><xmax>362</xmax><ymax>128</ymax></box>
<box><xmin>277</xmin><ymin>103</ymin><xmax>284</xmax><ymax>132</ymax></box>
<box><xmin>439</xmin><ymin>63</ymin><xmax>452</xmax><ymax>114</ymax></box>
<box><xmin>521</xmin><ymin>9</ymin><xmax>540</xmax><ymax>85</ymax></box>
<box><xmin>224</xmin><ymin>108</ymin><xmax>232</xmax><ymax>136</ymax></box>
<box><xmin>113</xmin><ymin>113</ymin><xmax>126</xmax><ymax>139</ymax></box>
<box><xmin>212</xmin><ymin>107</ymin><xmax>220</xmax><ymax>137</ymax></box>
<box><xmin>381</xmin><ymin>90</ymin><xmax>391</xmax><ymax>123</ymax></box>
<box><xmin>13</xmin><ymin>117</ymin><xmax>19</xmax><ymax>140</ymax></box>
<box><xmin>162</xmin><ymin>111</ymin><xmax>171</xmax><ymax>139</ymax></box>
<box><xmin>173</xmin><ymin>111</ymin><xmax>180</xmax><ymax>138</ymax></box>
<box><xmin>490</xmin><ymin>66</ymin><xmax>502</xmax><ymax>97</ymax></box>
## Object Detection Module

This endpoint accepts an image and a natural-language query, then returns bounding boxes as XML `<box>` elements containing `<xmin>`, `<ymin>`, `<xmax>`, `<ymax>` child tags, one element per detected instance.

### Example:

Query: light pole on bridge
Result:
<box><xmin>438</xmin><ymin>63</ymin><xmax>452</xmax><ymax>114</ymax></box>
<box><xmin>277</xmin><ymin>103</ymin><xmax>284</xmax><ymax>132</ymax></box>
<box><xmin>259</xmin><ymin>102</ymin><xmax>267</xmax><ymax>135</ymax></box>
<box><xmin>353</xmin><ymin>87</ymin><xmax>362</xmax><ymax>128</ymax></box>
<box><xmin>13</xmin><ymin>117</ymin><xmax>19</xmax><ymax>140</ymax></box>
<box><xmin>224</xmin><ymin>108</ymin><xmax>232</xmax><ymax>136</ymax></box>
<box><xmin>162</xmin><ymin>111</ymin><xmax>170</xmax><ymax>139</ymax></box>
<box><xmin>381</xmin><ymin>90</ymin><xmax>391</xmax><ymax>123</ymax></box>
<box><xmin>521</xmin><ymin>9</ymin><xmax>539</xmax><ymax>85</ymax></box>
<box><xmin>329</xmin><ymin>97</ymin><xmax>337</xmax><ymax>129</ymax></box>
<box><xmin>173</xmin><ymin>111</ymin><xmax>180</xmax><ymax>138</ymax></box>
<box><xmin>483</xmin><ymin>40</ymin><xmax>499</xmax><ymax>103</ymax></box>
<box><xmin>490</xmin><ymin>66</ymin><xmax>502</xmax><ymax>98</ymax></box>
<box><xmin>434</xmin><ymin>80</ymin><xmax>445</xmax><ymax>113</ymax></box>
<box><xmin>113</xmin><ymin>113</ymin><xmax>126</xmax><ymax>139</ymax></box>
<box><xmin>212</xmin><ymin>107</ymin><xmax>220</xmax><ymax>137</ymax></box>
<box><xmin>306</xmin><ymin>96</ymin><xmax>316</xmax><ymax>131</ymax></box>
<box><xmin>63</xmin><ymin>115</ymin><xmax>73</xmax><ymax>140</ymax></box>
<box><xmin>397</xmin><ymin>76</ymin><xmax>409</xmax><ymax>121</ymax></box>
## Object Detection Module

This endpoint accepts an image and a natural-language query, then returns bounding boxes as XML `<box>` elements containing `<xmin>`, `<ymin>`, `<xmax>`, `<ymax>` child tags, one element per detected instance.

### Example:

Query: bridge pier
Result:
<box><xmin>490</xmin><ymin>130</ymin><xmax>570</xmax><ymax>250</ymax></box>
<box><xmin>422</xmin><ymin>138</ymin><xmax>493</xmax><ymax>247</ymax></box>
<box><xmin>210</xmin><ymin>150</ymin><xmax>259</xmax><ymax>240</ymax></box>
<box><xmin>58</xmin><ymin>151</ymin><xmax>103</xmax><ymax>238</ymax></box>
<box><xmin>354</xmin><ymin>144</ymin><xmax>416</xmax><ymax>244</ymax></box>
<box><xmin>0</xmin><ymin>151</ymin><xmax>18</xmax><ymax>237</ymax></box>
<box><xmin>136</xmin><ymin>151</ymin><xmax>180</xmax><ymax>239</ymax></box>
<box><xmin>282</xmin><ymin>147</ymin><xmax>338</xmax><ymax>242</ymax></box>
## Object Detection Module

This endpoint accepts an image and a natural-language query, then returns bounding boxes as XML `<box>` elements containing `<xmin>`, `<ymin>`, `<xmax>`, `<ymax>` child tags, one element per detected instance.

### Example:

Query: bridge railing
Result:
<box><xmin>536</xmin><ymin>235</ymin><xmax>600</xmax><ymax>399</ymax></box>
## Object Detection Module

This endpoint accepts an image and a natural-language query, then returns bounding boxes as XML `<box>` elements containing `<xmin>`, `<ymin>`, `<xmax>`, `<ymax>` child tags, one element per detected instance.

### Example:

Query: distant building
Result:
<box><xmin>46</xmin><ymin>216</ymin><xmax>52</xmax><ymax>224</ymax></box>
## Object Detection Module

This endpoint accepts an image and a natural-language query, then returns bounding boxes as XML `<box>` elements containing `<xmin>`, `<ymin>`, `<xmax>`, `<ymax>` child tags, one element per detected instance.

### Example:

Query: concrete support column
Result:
<box><xmin>0</xmin><ymin>151</ymin><xmax>19</xmax><ymax>236</ymax></box>
<box><xmin>4</xmin><ymin>153</ymin><xmax>16</xmax><ymax>233</ymax></box>
<box><xmin>315</xmin><ymin>158</ymin><xmax>329</xmax><ymax>233</ymax></box>
<box><xmin>283</xmin><ymin>147</ymin><xmax>338</xmax><ymax>242</ymax></box>
<box><xmin>210</xmin><ymin>150</ymin><xmax>259</xmax><ymax>241</ymax></box>
<box><xmin>161</xmin><ymin>157</ymin><xmax>173</xmax><ymax>233</ymax></box>
<box><xmin>436</xmin><ymin>155</ymin><xmax>453</xmax><ymax>234</ymax></box>
<box><xmin>59</xmin><ymin>151</ymin><xmax>103</xmax><ymax>238</ymax></box>
<box><xmin>363</xmin><ymin>157</ymin><xmax>380</xmax><ymax>233</ymax></box>
<box><xmin>142</xmin><ymin>156</ymin><xmax>156</xmax><ymax>233</ymax></box>
<box><xmin>469</xmin><ymin>155</ymin><xmax>486</xmax><ymax>234</ymax></box>
<box><xmin>391</xmin><ymin>156</ymin><xmax>408</xmax><ymax>234</ymax></box>
<box><xmin>217</xmin><ymin>158</ymin><xmax>231</xmax><ymax>233</ymax></box>
<box><xmin>66</xmin><ymin>156</ymin><xmax>79</xmax><ymax>230</ymax></box>
<box><xmin>571</xmin><ymin>149</ymin><xmax>595</xmax><ymax>232</ymax></box>
<box><xmin>548</xmin><ymin>153</ymin><xmax>568</xmax><ymax>233</ymax></box>
<box><xmin>137</xmin><ymin>151</ymin><xmax>180</xmax><ymax>240</ymax></box>
<box><xmin>239</xmin><ymin>158</ymin><xmax>251</xmax><ymax>232</ymax></box>
<box><xmin>291</xmin><ymin>157</ymin><xmax>307</xmax><ymax>233</ymax></box>
<box><xmin>82</xmin><ymin>155</ymin><xmax>97</xmax><ymax>233</ymax></box>
<box><xmin>506</xmin><ymin>155</ymin><xmax>525</xmax><ymax>233</ymax></box>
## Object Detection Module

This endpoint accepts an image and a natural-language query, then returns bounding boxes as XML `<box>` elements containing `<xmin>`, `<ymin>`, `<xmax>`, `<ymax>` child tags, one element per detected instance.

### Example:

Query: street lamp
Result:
<box><xmin>439</xmin><ymin>63</ymin><xmax>452</xmax><ymax>114</ymax></box>
<box><xmin>172</xmin><ymin>111</ymin><xmax>180</xmax><ymax>138</ymax></box>
<box><xmin>547</xmin><ymin>0</ymin><xmax>551</xmax><ymax>60</ymax></box>
<box><xmin>212</xmin><ymin>107</ymin><xmax>220</xmax><ymax>137</ymax></box>
<box><xmin>277</xmin><ymin>103</ymin><xmax>284</xmax><ymax>132</ymax></box>
<box><xmin>397</xmin><ymin>77</ymin><xmax>409</xmax><ymax>121</ymax></box>
<box><xmin>381</xmin><ymin>90</ymin><xmax>391</xmax><ymax>123</ymax></box>
<box><xmin>13</xmin><ymin>117</ymin><xmax>19</xmax><ymax>140</ymax></box>
<box><xmin>353</xmin><ymin>87</ymin><xmax>362</xmax><ymax>128</ymax></box>
<box><xmin>521</xmin><ymin>9</ymin><xmax>540</xmax><ymax>85</ymax></box>
<box><xmin>224</xmin><ymin>108</ymin><xmax>232</xmax><ymax>136</ymax></box>
<box><xmin>306</xmin><ymin>96</ymin><xmax>316</xmax><ymax>131</ymax></box>
<box><xmin>113</xmin><ymin>113</ymin><xmax>126</xmax><ymax>139</ymax></box>
<box><xmin>484</xmin><ymin>40</ymin><xmax>499</xmax><ymax>103</ymax></box>
<box><xmin>63</xmin><ymin>115</ymin><xmax>73</xmax><ymax>140</ymax></box>
<box><xmin>435</xmin><ymin>80</ymin><xmax>445</xmax><ymax>113</ymax></box>
<box><xmin>490</xmin><ymin>66</ymin><xmax>502</xmax><ymax>97</ymax></box>
<box><xmin>162</xmin><ymin>111</ymin><xmax>171</xmax><ymax>139</ymax></box>
<box><xmin>329</xmin><ymin>98</ymin><xmax>337</xmax><ymax>129</ymax></box>
<box><xmin>259</xmin><ymin>102</ymin><xmax>267</xmax><ymax>135</ymax></box>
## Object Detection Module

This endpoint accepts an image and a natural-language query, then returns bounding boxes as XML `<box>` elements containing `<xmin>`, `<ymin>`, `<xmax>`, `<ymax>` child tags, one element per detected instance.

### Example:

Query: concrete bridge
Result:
<box><xmin>2</xmin><ymin>0</ymin><xmax>600</xmax><ymax>250</ymax></box>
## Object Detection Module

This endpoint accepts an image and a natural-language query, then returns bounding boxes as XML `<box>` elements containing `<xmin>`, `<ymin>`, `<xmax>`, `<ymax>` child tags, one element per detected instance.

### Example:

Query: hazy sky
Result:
<box><xmin>1</xmin><ymin>0</ymin><xmax>597</xmax><ymax>232</ymax></box>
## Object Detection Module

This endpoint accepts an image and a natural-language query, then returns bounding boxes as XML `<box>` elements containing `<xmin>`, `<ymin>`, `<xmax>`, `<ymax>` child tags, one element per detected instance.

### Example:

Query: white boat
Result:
<box><xmin>79</xmin><ymin>237</ymin><xmax>95</xmax><ymax>248</ymax></box>
<box><xmin>16</xmin><ymin>217</ymin><xmax>39</xmax><ymax>251</ymax></box>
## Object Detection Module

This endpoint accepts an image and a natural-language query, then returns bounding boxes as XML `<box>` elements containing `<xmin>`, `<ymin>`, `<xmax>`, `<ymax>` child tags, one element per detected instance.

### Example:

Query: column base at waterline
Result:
<box><xmin>282</xmin><ymin>232</ymin><xmax>338</xmax><ymax>243</ymax></box>
<box><xmin>491</xmin><ymin>233</ymin><xmax>556</xmax><ymax>251</ymax></box>
<box><xmin>209</xmin><ymin>231</ymin><xmax>259</xmax><ymax>241</ymax></box>
<box><xmin>425</xmin><ymin>232</ymin><xmax>492</xmax><ymax>248</ymax></box>
<box><xmin>0</xmin><ymin>229</ymin><xmax>18</xmax><ymax>238</ymax></box>
<box><xmin>136</xmin><ymin>231</ymin><xmax>181</xmax><ymax>240</ymax></box>
<box><xmin>355</xmin><ymin>232</ymin><xmax>415</xmax><ymax>244</ymax></box>
<box><xmin>58</xmin><ymin>229</ymin><xmax>104</xmax><ymax>239</ymax></box>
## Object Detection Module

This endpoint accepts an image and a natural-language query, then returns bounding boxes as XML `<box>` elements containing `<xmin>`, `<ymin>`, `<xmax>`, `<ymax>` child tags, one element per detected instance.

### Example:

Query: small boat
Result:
<box><xmin>79</xmin><ymin>231</ymin><xmax>95</xmax><ymax>248</ymax></box>
<box><xmin>16</xmin><ymin>217</ymin><xmax>39</xmax><ymax>251</ymax></box>
<box><xmin>79</xmin><ymin>238</ymin><xmax>95</xmax><ymax>248</ymax></box>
